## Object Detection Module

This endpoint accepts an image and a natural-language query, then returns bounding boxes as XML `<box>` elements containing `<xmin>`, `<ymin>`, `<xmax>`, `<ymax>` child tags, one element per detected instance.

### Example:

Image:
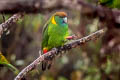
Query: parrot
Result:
<box><xmin>98</xmin><ymin>0</ymin><xmax>120</xmax><ymax>9</ymax></box>
<box><xmin>41</xmin><ymin>12</ymin><xmax>73</xmax><ymax>71</ymax></box>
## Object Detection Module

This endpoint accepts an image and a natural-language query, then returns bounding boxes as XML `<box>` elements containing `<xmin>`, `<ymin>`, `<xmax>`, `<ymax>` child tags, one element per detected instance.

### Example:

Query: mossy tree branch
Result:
<box><xmin>14</xmin><ymin>29</ymin><xmax>105</xmax><ymax>80</ymax></box>
<box><xmin>0</xmin><ymin>13</ymin><xmax>23</xmax><ymax>37</ymax></box>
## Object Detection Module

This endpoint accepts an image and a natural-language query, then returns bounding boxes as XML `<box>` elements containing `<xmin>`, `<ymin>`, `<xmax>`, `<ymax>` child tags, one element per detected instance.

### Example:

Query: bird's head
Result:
<box><xmin>51</xmin><ymin>12</ymin><xmax>67</xmax><ymax>26</ymax></box>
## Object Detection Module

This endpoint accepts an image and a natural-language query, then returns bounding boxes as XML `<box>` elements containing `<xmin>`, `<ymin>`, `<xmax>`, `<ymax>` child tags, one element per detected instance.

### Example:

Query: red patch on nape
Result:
<box><xmin>43</xmin><ymin>48</ymin><xmax>48</xmax><ymax>54</ymax></box>
<box><xmin>55</xmin><ymin>12</ymin><xmax>67</xmax><ymax>17</ymax></box>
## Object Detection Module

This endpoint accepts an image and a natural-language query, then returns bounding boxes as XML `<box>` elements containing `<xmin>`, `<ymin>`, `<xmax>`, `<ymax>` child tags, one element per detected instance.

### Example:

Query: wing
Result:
<box><xmin>41</xmin><ymin>22</ymin><xmax>50</xmax><ymax>71</ymax></box>
<box><xmin>41</xmin><ymin>22</ymin><xmax>49</xmax><ymax>50</ymax></box>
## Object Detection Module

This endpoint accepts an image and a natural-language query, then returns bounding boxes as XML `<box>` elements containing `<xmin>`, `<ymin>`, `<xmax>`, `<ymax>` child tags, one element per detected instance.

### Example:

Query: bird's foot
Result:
<box><xmin>66</xmin><ymin>35</ymin><xmax>77</xmax><ymax>40</ymax></box>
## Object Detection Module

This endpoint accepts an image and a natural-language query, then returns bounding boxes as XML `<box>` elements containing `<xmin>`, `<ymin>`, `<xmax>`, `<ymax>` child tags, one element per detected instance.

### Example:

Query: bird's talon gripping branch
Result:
<box><xmin>66</xmin><ymin>44</ymin><xmax>72</xmax><ymax>49</ymax></box>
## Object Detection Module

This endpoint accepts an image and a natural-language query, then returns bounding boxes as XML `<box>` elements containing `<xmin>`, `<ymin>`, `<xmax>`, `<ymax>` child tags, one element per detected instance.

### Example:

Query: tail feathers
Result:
<box><xmin>42</xmin><ymin>61</ymin><xmax>52</xmax><ymax>71</ymax></box>
<box><xmin>47</xmin><ymin>61</ymin><xmax>52</xmax><ymax>69</ymax></box>
<box><xmin>42</xmin><ymin>61</ymin><xmax>47</xmax><ymax>71</ymax></box>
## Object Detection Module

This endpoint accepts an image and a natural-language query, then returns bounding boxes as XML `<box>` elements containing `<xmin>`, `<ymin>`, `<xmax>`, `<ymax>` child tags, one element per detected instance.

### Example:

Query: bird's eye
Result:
<box><xmin>63</xmin><ymin>17</ymin><xmax>67</xmax><ymax>23</ymax></box>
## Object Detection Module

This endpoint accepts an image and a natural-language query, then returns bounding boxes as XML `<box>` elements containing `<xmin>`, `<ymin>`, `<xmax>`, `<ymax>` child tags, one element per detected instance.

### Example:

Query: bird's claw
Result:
<box><xmin>66</xmin><ymin>35</ymin><xmax>77</xmax><ymax>40</ymax></box>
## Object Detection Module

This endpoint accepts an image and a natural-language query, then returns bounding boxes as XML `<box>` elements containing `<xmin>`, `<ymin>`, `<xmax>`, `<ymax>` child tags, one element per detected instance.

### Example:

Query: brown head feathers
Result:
<box><xmin>54</xmin><ymin>12</ymin><xmax>67</xmax><ymax>17</ymax></box>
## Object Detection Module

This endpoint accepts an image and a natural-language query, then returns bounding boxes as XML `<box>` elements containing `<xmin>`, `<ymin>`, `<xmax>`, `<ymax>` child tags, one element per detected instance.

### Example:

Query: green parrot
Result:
<box><xmin>41</xmin><ymin>12</ymin><xmax>73</xmax><ymax>71</ymax></box>
<box><xmin>98</xmin><ymin>0</ymin><xmax>120</xmax><ymax>9</ymax></box>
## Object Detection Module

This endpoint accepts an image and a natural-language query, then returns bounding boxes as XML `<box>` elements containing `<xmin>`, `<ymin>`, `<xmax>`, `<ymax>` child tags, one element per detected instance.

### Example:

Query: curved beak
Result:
<box><xmin>63</xmin><ymin>17</ymin><xmax>67</xmax><ymax>23</ymax></box>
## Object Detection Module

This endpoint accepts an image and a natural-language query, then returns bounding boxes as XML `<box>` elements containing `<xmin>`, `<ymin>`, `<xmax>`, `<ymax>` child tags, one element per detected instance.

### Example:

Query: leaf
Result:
<box><xmin>58</xmin><ymin>76</ymin><xmax>68</xmax><ymax>80</ymax></box>
<box><xmin>113</xmin><ymin>0</ymin><xmax>120</xmax><ymax>8</ymax></box>
<box><xmin>0</xmin><ymin>52</ymin><xmax>19</xmax><ymax>75</ymax></box>
<box><xmin>98</xmin><ymin>0</ymin><xmax>120</xmax><ymax>9</ymax></box>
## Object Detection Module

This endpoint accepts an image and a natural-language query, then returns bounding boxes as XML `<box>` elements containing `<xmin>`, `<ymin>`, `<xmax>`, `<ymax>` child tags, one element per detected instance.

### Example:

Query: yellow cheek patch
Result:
<box><xmin>51</xmin><ymin>16</ymin><xmax>57</xmax><ymax>25</ymax></box>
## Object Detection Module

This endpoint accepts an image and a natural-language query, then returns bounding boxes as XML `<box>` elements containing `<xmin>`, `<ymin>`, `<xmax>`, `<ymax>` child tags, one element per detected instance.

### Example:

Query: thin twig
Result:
<box><xmin>0</xmin><ymin>13</ymin><xmax>23</xmax><ymax>37</ymax></box>
<box><xmin>14</xmin><ymin>29</ymin><xmax>105</xmax><ymax>80</ymax></box>
<box><xmin>1</xmin><ymin>13</ymin><xmax>6</xmax><ymax>22</ymax></box>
